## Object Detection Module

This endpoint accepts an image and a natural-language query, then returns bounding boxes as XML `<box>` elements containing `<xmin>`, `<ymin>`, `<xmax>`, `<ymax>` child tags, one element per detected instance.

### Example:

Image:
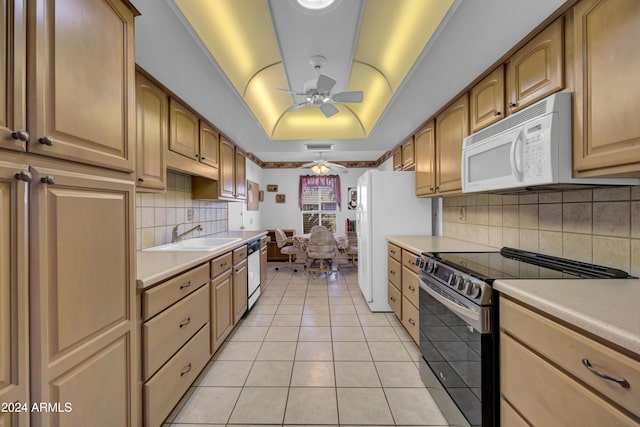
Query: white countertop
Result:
<box><xmin>136</xmin><ymin>230</ymin><xmax>267</xmax><ymax>289</ymax></box>
<box><xmin>387</xmin><ymin>235</ymin><xmax>499</xmax><ymax>254</ymax></box>
<box><xmin>494</xmin><ymin>279</ymin><xmax>640</xmax><ymax>355</ymax></box>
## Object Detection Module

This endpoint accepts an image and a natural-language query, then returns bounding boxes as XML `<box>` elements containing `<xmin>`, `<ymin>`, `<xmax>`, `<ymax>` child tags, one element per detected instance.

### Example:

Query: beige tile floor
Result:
<box><xmin>165</xmin><ymin>263</ymin><xmax>449</xmax><ymax>427</ymax></box>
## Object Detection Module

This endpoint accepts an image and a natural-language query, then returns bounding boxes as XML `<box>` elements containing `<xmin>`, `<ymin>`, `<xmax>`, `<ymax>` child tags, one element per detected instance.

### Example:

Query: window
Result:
<box><xmin>299</xmin><ymin>175</ymin><xmax>341</xmax><ymax>233</ymax></box>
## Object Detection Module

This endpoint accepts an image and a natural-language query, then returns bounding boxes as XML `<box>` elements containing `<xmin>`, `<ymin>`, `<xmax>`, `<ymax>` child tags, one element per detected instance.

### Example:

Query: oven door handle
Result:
<box><xmin>419</xmin><ymin>278</ymin><xmax>481</xmax><ymax>329</ymax></box>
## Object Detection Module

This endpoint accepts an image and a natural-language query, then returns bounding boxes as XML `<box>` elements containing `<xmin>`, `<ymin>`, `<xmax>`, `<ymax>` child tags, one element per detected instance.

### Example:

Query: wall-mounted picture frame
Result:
<box><xmin>347</xmin><ymin>187</ymin><xmax>358</xmax><ymax>210</ymax></box>
<box><xmin>247</xmin><ymin>180</ymin><xmax>259</xmax><ymax>211</ymax></box>
<box><xmin>275</xmin><ymin>194</ymin><xmax>286</xmax><ymax>203</ymax></box>
<box><xmin>259</xmin><ymin>190</ymin><xmax>264</xmax><ymax>202</ymax></box>
<box><xmin>267</xmin><ymin>184</ymin><xmax>278</xmax><ymax>192</ymax></box>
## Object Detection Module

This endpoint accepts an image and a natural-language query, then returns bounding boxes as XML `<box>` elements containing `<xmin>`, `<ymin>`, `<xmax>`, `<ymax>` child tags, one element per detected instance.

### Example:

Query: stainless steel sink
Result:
<box><xmin>142</xmin><ymin>237</ymin><xmax>242</xmax><ymax>252</ymax></box>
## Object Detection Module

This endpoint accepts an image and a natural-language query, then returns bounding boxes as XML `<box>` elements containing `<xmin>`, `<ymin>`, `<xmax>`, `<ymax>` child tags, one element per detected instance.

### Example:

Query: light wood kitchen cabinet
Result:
<box><xmin>392</xmin><ymin>148</ymin><xmax>402</xmax><ymax>171</ymax></box>
<box><xmin>470</xmin><ymin>65</ymin><xmax>505</xmax><ymax>132</ymax></box>
<box><xmin>233</xmin><ymin>245</ymin><xmax>248</xmax><ymax>323</ymax></box>
<box><xmin>436</xmin><ymin>93</ymin><xmax>469</xmax><ymax>194</ymax></box>
<box><xmin>0</xmin><ymin>0</ymin><xmax>27</xmax><ymax>153</ymax></box>
<box><xmin>414</xmin><ymin>120</ymin><xmax>436</xmax><ymax>196</ymax></box>
<box><xmin>500</xmin><ymin>297</ymin><xmax>640</xmax><ymax>425</ymax></box>
<box><xmin>29</xmin><ymin>165</ymin><xmax>137</xmax><ymax>427</ymax></box>
<box><xmin>192</xmin><ymin>137</ymin><xmax>246</xmax><ymax>201</ymax></box>
<box><xmin>210</xmin><ymin>251</ymin><xmax>234</xmax><ymax>354</ymax></box>
<box><xmin>27</xmin><ymin>0</ymin><xmax>136</xmax><ymax>172</ymax></box>
<box><xmin>0</xmin><ymin>161</ymin><xmax>29</xmax><ymax>427</ymax></box>
<box><xmin>260</xmin><ymin>236</ymin><xmax>268</xmax><ymax>291</ymax></box>
<box><xmin>387</xmin><ymin>243</ymin><xmax>402</xmax><ymax>319</ymax></box>
<box><xmin>199</xmin><ymin>121</ymin><xmax>220</xmax><ymax>169</ymax></box>
<box><xmin>571</xmin><ymin>0</ymin><xmax>640</xmax><ymax>177</ymax></box>
<box><xmin>136</xmin><ymin>71</ymin><xmax>167</xmax><ymax>190</ymax></box>
<box><xmin>169</xmin><ymin>98</ymin><xmax>199</xmax><ymax>161</ymax></box>
<box><xmin>401</xmin><ymin>137</ymin><xmax>415</xmax><ymax>170</ymax></box>
<box><xmin>506</xmin><ymin>18</ymin><xmax>563</xmax><ymax>114</ymax></box>
<box><xmin>219</xmin><ymin>137</ymin><xmax>235</xmax><ymax>199</ymax></box>
<box><xmin>401</xmin><ymin>249</ymin><xmax>420</xmax><ymax>344</ymax></box>
<box><xmin>235</xmin><ymin>147</ymin><xmax>247</xmax><ymax>200</ymax></box>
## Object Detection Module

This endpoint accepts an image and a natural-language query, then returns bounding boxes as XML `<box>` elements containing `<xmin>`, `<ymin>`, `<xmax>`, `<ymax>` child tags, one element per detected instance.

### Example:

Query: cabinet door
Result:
<box><xmin>571</xmin><ymin>0</ymin><xmax>640</xmax><ymax>177</ymax></box>
<box><xmin>234</xmin><ymin>148</ymin><xmax>246</xmax><ymax>200</ymax></box>
<box><xmin>135</xmin><ymin>72</ymin><xmax>167</xmax><ymax>190</ymax></box>
<box><xmin>401</xmin><ymin>137</ymin><xmax>415</xmax><ymax>170</ymax></box>
<box><xmin>506</xmin><ymin>18</ymin><xmax>564</xmax><ymax>113</ymax></box>
<box><xmin>28</xmin><ymin>0</ymin><xmax>135</xmax><ymax>171</ymax></box>
<box><xmin>392</xmin><ymin>148</ymin><xmax>402</xmax><ymax>171</ymax></box>
<box><xmin>199</xmin><ymin>121</ymin><xmax>219</xmax><ymax>169</ymax></box>
<box><xmin>0</xmin><ymin>161</ymin><xmax>28</xmax><ymax>427</ymax></box>
<box><xmin>30</xmin><ymin>166</ymin><xmax>137</xmax><ymax>427</ymax></box>
<box><xmin>414</xmin><ymin>121</ymin><xmax>436</xmax><ymax>196</ymax></box>
<box><xmin>260</xmin><ymin>246</ymin><xmax>267</xmax><ymax>291</ymax></box>
<box><xmin>233</xmin><ymin>259</ymin><xmax>248</xmax><ymax>323</ymax></box>
<box><xmin>211</xmin><ymin>272</ymin><xmax>233</xmax><ymax>354</ymax></box>
<box><xmin>0</xmin><ymin>0</ymin><xmax>26</xmax><ymax>153</ymax></box>
<box><xmin>470</xmin><ymin>65</ymin><xmax>504</xmax><ymax>132</ymax></box>
<box><xmin>219</xmin><ymin>137</ymin><xmax>235</xmax><ymax>199</ymax></box>
<box><xmin>436</xmin><ymin>93</ymin><xmax>469</xmax><ymax>194</ymax></box>
<box><xmin>169</xmin><ymin>98</ymin><xmax>199</xmax><ymax>160</ymax></box>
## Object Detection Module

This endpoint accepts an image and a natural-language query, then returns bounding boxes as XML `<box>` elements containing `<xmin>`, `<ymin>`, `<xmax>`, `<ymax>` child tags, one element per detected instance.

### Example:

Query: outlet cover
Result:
<box><xmin>186</xmin><ymin>208</ymin><xmax>194</xmax><ymax>221</ymax></box>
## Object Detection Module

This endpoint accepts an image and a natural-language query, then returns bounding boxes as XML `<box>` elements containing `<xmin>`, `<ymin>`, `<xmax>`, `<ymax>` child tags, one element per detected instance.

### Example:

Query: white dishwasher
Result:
<box><xmin>246</xmin><ymin>240</ymin><xmax>261</xmax><ymax>310</ymax></box>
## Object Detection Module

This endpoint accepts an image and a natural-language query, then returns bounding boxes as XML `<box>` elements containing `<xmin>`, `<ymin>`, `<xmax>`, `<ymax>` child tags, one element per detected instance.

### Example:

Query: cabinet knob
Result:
<box><xmin>14</xmin><ymin>171</ymin><xmax>32</xmax><ymax>182</ymax></box>
<box><xmin>137</xmin><ymin>178</ymin><xmax>144</xmax><ymax>183</ymax></box>
<box><xmin>10</xmin><ymin>129</ymin><xmax>29</xmax><ymax>142</ymax></box>
<box><xmin>494</xmin><ymin>111</ymin><xmax>501</xmax><ymax>116</ymax></box>
<box><xmin>38</xmin><ymin>136</ymin><xmax>54</xmax><ymax>146</ymax></box>
<box><xmin>508</xmin><ymin>102</ymin><xmax>517</xmax><ymax>109</ymax></box>
<box><xmin>194</xmin><ymin>153</ymin><xmax>199</xmax><ymax>158</ymax></box>
<box><xmin>201</xmin><ymin>156</ymin><xmax>206</xmax><ymax>160</ymax></box>
<box><xmin>40</xmin><ymin>175</ymin><xmax>56</xmax><ymax>185</ymax></box>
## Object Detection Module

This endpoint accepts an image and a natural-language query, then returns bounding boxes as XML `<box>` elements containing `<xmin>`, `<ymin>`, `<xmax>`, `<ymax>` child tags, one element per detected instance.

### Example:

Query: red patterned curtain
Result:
<box><xmin>299</xmin><ymin>175</ymin><xmax>341</xmax><ymax>209</ymax></box>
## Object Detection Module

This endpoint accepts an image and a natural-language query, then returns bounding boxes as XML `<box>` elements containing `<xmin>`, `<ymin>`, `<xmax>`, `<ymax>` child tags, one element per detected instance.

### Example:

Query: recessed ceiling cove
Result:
<box><xmin>174</xmin><ymin>0</ymin><xmax>454</xmax><ymax>141</ymax></box>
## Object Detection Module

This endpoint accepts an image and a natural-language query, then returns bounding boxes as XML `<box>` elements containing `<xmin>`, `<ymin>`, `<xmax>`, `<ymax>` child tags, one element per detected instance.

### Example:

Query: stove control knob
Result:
<box><xmin>432</xmin><ymin>263</ymin><xmax>438</xmax><ymax>273</ymax></box>
<box><xmin>425</xmin><ymin>261</ymin><xmax>434</xmax><ymax>273</ymax></box>
<box><xmin>467</xmin><ymin>283</ymin><xmax>482</xmax><ymax>299</ymax></box>
<box><xmin>457</xmin><ymin>277</ymin><xmax>466</xmax><ymax>290</ymax></box>
<box><xmin>450</xmin><ymin>275</ymin><xmax>458</xmax><ymax>287</ymax></box>
<box><xmin>416</xmin><ymin>257</ymin><xmax>425</xmax><ymax>270</ymax></box>
<box><xmin>463</xmin><ymin>279</ymin><xmax>471</xmax><ymax>292</ymax></box>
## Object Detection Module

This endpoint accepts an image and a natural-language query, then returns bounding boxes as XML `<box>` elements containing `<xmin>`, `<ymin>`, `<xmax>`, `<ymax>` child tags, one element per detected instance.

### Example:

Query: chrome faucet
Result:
<box><xmin>172</xmin><ymin>223</ymin><xmax>203</xmax><ymax>242</ymax></box>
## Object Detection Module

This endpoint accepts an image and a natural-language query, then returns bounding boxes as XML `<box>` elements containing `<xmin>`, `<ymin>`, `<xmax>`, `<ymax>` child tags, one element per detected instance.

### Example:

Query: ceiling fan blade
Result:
<box><xmin>316</xmin><ymin>73</ymin><xmax>336</xmax><ymax>92</ymax></box>
<box><xmin>331</xmin><ymin>90</ymin><xmax>363</xmax><ymax>103</ymax></box>
<box><xmin>285</xmin><ymin>102</ymin><xmax>308</xmax><ymax>113</ymax></box>
<box><xmin>320</xmin><ymin>103</ymin><xmax>339</xmax><ymax>118</ymax></box>
<box><xmin>300</xmin><ymin>162</ymin><xmax>317</xmax><ymax>168</ymax></box>
<box><xmin>275</xmin><ymin>88</ymin><xmax>305</xmax><ymax>96</ymax></box>
<box><xmin>326</xmin><ymin>162</ymin><xmax>348</xmax><ymax>173</ymax></box>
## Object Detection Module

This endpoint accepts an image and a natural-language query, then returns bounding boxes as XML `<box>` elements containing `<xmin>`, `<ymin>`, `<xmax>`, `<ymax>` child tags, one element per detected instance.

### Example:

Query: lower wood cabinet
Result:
<box><xmin>29</xmin><ymin>166</ymin><xmax>137</xmax><ymax>427</ymax></box>
<box><xmin>387</xmin><ymin>243</ymin><xmax>420</xmax><ymax>344</ymax></box>
<box><xmin>500</xmin><ymin>297</ymin><xmax>640</xmax><ymax>425</ymax></box>
<box><xmin>260</xmin><ymin>236</ymin><xmax>268</xmax><ymax>291</ymax></box>
<box><xmin>233</xmin><ymin>258</ymin><xmax>248</xmax><ymax>323</ymax></box>
<box><xmin>211</xmin><ymin>254</ymin><xmax>233</xmax><ymax>354</ymax></box>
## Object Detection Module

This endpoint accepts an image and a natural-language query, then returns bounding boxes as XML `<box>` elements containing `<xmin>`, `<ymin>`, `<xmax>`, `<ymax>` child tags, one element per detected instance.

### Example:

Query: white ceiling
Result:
<box><xmin>132</xmin><ymin>0</ymin><xmax>567</xmax><ymax>163</ymax></box>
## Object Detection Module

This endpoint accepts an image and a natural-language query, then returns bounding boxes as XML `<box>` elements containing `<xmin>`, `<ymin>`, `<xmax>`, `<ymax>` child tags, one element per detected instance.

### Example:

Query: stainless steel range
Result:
<box><xmin>416</xmin><ymin>247</ymin><xmax>633</xmax><ymax>427</ymax></box>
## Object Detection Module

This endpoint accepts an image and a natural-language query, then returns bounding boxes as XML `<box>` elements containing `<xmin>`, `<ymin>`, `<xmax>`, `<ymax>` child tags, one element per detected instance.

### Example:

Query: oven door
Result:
<box><xmin>418</xmin><ymin>274</ymin><xmax>496</xmax><ymax>427</ymax></box>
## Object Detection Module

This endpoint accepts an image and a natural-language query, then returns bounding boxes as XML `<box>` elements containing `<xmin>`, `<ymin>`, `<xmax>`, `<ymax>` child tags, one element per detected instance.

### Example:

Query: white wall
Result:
<box><xmin>260</xmin><ymin>168</ymin><xmax>373</xmax><ymax>234</ymax></box>
<box><xmin>228</xmin><ymin>159</ymin><xmax>264</xmax><ymax>230</ymax></box>
<box><xmin>377</xmin><ymin>157</ymin><xmax>394</xmax><ymax>171</ymax></box>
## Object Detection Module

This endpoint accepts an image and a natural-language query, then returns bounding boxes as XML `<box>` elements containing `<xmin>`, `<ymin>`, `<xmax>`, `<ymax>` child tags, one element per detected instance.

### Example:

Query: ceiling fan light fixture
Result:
<box><xmin>311</xmin><ymin>164</ymin><xmax>331</xmax><ymax>175</ymax></box>
<box><xmin>296</xmin><ymin>0</ymin><xmax>336</xmax><ymax>10</ymax></box>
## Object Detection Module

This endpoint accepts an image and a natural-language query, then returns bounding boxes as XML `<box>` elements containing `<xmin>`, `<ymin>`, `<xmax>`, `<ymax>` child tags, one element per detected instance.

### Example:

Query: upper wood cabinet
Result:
<box><xmin>193</xmin><ymin>136</ymin><xmax>246</xmax><ymax>201</ymax></box>
<box><xmin>136</xmin><ymin>72</ymin><xmax>167</xmax><ymax>190</ymax></box>
<box><xmin>506</xmin><ymin>18</ymin><xmax>564</xmax><ymax>114</ymax></box>
<box><xmin>414</xmin><ymin>120</ymin><xmax>436</xmax><ymax>196</ymax></box>
<box><xmin>169</xmin><ymin>98</ymin><xmax>199</xmax><ymax>161</ymax></box>
<box><xmin>571</xmin><ymin>0</ymin><xmax>640</xmax><ymax>177</ymax></box>
<box><xmin>235</xmin><ymin>148</ymin><xmax>247</xmax><ymax>200</ymax></box>
<box><xmin>199</xmin><ymin>121</ymin><xmax>220</xmax><ymax>169</ymax></box>
<box><xmin>0</xmin><ymin>0</ymin><xmax>27</xmax><ymax>153</ymax></box>
<box><xmin>436</xmin><ymin>93</ymin><xmax>469</xmax><ymax>194</ymax></box>
<box><xmin>392</xmin><ymin>148</ymin><xmax>402</xmax><ymax>171</ymax></box>
<box><xmin>401</xmin><ymin>137</ymin><xmax>415</xmax><ymax>170</ymax></box>
<box><xmin>470</xmin><ymin>65</ymin><xmax>505</xmax><ymax>132</ymax></box>
<box><xmin>27</xmin><ymin>0</ymin><xmax>136</xmax><ymax>172</ymax></box>
<box><xmin>0</xmin><ymin>160</ymin><xmax>29</xmax><ymax>427</ymax></box>
<box><xmin>29</xmin><ymin>165</ymin><xmax>137</xmax><ymax>426</ymax></box>
<box><xmin>219</xmin><ymin>137</ymin><xmax>236</xmax><ymax>199</ymax></box>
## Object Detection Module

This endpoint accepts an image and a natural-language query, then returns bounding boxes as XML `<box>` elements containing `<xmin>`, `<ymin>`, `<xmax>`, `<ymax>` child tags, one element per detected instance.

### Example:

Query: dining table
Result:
<box><xmin>291</xmin><ymin>232</ymin><xmax>348</xmax><ymax>251</ymax></box>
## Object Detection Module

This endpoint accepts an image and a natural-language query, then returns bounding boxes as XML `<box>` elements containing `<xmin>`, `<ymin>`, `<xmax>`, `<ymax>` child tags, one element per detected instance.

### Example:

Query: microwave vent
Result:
<box><xmin>466</xmin><ymin>100</ymin><xmax>548</xmax><ymax>145</ymax></box>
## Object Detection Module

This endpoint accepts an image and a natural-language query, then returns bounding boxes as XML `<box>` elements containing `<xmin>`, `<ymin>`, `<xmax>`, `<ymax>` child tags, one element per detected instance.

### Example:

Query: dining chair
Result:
<box><xmin>274</xmin><ymin>228</ymin><xmax>302</xmax><ymax>272</ymax></box>
<box><xmin>306</xmin><ymin>230</ymin><xmax>338</xmax><ymax>277</ymax></box>
<box><xmin>309</xmin><ymin>225</ymin><xmax>329</xmax><ymax>233</ymax></box>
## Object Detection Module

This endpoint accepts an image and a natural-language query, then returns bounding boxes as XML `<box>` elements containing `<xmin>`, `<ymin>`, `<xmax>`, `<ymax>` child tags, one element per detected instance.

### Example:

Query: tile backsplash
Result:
<box><xmin>442</xmin><ymin>186</ymin><xmax>640</xmax><ymax>276</ymax></box>
<box><xmin>136</xmin><ymin>171</ymin><xmax>228</xmax><ymax>249</ymax></box>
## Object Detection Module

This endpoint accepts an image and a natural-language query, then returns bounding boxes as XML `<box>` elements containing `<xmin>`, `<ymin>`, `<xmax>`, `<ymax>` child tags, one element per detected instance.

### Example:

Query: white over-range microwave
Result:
<box><xmin>461</xmin><ymin>92</ymin><xmax>639</xmax><ymax>193</ymax></box>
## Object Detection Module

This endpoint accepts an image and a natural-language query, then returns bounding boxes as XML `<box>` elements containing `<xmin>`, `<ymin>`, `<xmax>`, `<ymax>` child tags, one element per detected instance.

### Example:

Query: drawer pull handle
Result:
<box><xmin>390</xmin><ymin>270</ymin><xmax>395</xmax><ymax>275</ymax></box>
<box><xmin>408</xmin><ymin>318</ymin><xmax>416</xmax><ymax>326</ymax></box>
<box><xmin>180</xmin><ymin>363</ymin><xmax>192</xmax><ymax>377</ymax></box>
<box><xmin>581</xmin><ymin>359</ymin><xmax>630</xmax><ymax>388</ymax></box>
<box><xmin>180</xmin><ymin>281</ymin><xmax>191</xmax><ymax>290</ymax></box>
<box><xmin>221</xmin><ymin>261</ymin><xmax>227</xmax><ymax>267</ymax></box>
<box><xmin>408</xmin><ymin>285</ymin><xmax>415</xmax><ymax>292</ymax></box>
<box><xmin>179</xmin><ymin>317</ymin><xmax>191</xmax><ymax>328</ymax></box>
<box><xmin>390</xmin><ymin>296</ymin><xmax>396</xmax><ymax>302</ymax></box>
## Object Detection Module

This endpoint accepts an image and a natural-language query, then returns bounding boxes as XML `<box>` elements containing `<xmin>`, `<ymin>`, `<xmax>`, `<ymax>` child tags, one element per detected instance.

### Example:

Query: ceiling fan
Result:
<box><xmin>277</xmin><ymin>55</ymin><xmax>363</xmax><ymax>118</ymax></box>
<box><xmin>300</xmin><ymin>152</ymin><xmax>348</xmax><ymax>174</ymax></box>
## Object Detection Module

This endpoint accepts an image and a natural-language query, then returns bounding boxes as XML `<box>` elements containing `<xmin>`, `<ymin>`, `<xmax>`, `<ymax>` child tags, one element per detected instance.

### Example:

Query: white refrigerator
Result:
<box><xmin>356</xmin><ymin>171</ymin><xmax>432</xmax><ymax>312</ymax></box>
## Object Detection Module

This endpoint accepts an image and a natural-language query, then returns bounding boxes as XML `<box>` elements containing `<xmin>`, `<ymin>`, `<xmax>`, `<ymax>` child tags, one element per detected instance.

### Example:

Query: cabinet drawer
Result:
<box><xmin>388</xmin><ymin>243</ymin><xmax>401</xmax><ymax>262</ymax></box>
<box><xmin>501</xmin><ymin>333</ymin><xmax>637</xmax><ymax>426</ymax></box>
<box><xmin>233</xmin><ymin>245</ymin><xmax>247</xmax><ymax>264</ymax></box>
<box><xmin>143</xmin><ymin>263</ymin><xmax>209</xmax><ymax>320</ymax></box>
<box><xmin>500</xmin><ymin>297</ymin><xmax>640</xmax><ymax>417</ymax></box>
<box><xmin>402</xmin><ymin>267</ymin><xmax>419</xmax><ymax>309</ymax></box>
<box><xmin>500</xmin><ymin>398</ymin><xmax>529</xmax><ymax>427</ymax></box>
<box><xmin>401</xmin><ymin>296</ymin><xmax>419</xmax><ymax>344</ymax></box>
<box><xmin>211</xmin><ymin>252</ymin><xmax>232</xmax><ymax>278</ymax></box>
<box><xmin>388</xmin><ymin>282</ymin><xmax>401</xmax><ymax>319</ymax></box>
<box><xmin>260</xmin><ymin>236</ymin><xmax>267</xmax><ymax>249</ymax></box>
<box><xmin>144</xmin><ymin>323</ymin><xmax>210</xmax><ymax>427</ymax></box>
<box><xmin>401</xmin><ymin>249</ymin><xmax>420</xmax><ymax>274</ymax></box>
<box><xmin>388</xmin><ymin>257</ymin><xmax>401</xmax><ymax>290</ymax></box>
<box><xmin>143</xmin><ymin>284</ymin><xmax>209</xmax><ymax>381</ymax></box>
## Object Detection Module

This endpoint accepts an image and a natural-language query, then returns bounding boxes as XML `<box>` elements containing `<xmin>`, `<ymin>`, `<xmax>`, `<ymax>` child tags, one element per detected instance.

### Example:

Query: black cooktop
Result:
<box><xmin>423</xmin><ymin>247</ymin><xmax>633</xmax><ymax>282</ymax></box>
